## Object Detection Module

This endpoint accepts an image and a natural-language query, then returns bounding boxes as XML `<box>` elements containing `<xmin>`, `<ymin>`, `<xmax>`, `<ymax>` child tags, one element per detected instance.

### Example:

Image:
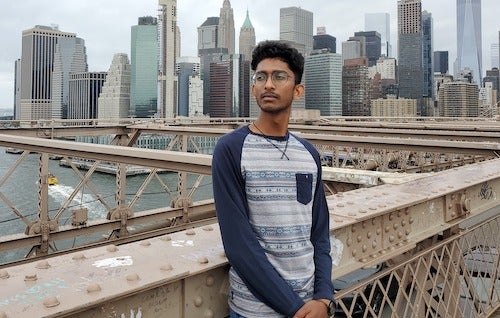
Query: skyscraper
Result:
<box><xmin>313</xmin><ymin>27</ymin><xmax>336</xmax><ymax>53</ymax></box>
<box><xmin>52</xmin><ymin>37</ymin><xmax>88</xmax><ymax>119</ymax></box>
<box><xmin>434</xmin><ymin>51</ymin><xmax>449</xmax><ymax>74</ymax></box>
<box><xmin>131</xmin><ymin>17</ymin><xmax>158</xmax><ymax>118</ymax></box>
<box><xmin>68</xmin><ymin>72</ymin><xmax>107</xmax><ymax>120</ymax></box>
<box><xmin>218</xmin><ymin>0</ymin><xmax>235</xmax><ymax>54</ymax></box>
<box><xmin>158</xmin><ymin>0</ymin><xmax>179</xmax><ymax>118</ymax></box>
<box><xmin>280</xmin><ymin>7</ymin><xmax>314</xmax><ymax>56</ymax></box>
<box><xmin>305</xmin><ymin>50</ymin><xmax>342</xmax><ymax>116</ymax></box>
<box><xmin>342</xmin><ymin>57</ymin><xmax>371</xmax><ymax>116</ymax></box>
<box><xmin>365</xmin><ymin>13</ymin><xmax>392</xmax><ymax>57</ymax></box>
<box><xmin>398</xmin><ymin>0</ymin><xmax>423</xmax><ymax>114</ymax></box>
<box><xmin>176</xmin><ymin>57</ymin><xmax>203</xmax><ymax>117</ymax></box>
<box><xmin>354</xmin><ymin>31</ymin><xmax>382</xmax><ymax>66</ymax></box>
<box><xmin>456</xmin><ymin>0</ymin><xmax>482</xmax><ymax>85</ymax></box>
<box><xmin>19</xmin><ymin>25</ymin><xmax>86</xmax><ymax>120</ymax></box>
<box><xmin>198</xmin><ymin>17</ymin><xmax>220</xmax><ymax>52</ymax></box>
<box><xmin>239</xmin><ymin>10</ymin><xmax>256</xmax><ymax>61</ymax></box>
<box><xmin>438</xmin><ymin>82</ymin><xmax>479</xmax><ymax>117</ymax></box>
<box><xmin>491</xmin><ymin>43</ymin><xmax>499</xmax><ymax>69</ymax></box>
<box><xmin>422</xmin><ymin>11</ymin><xmax>433</xmax><ymax>100</ymax></box>
<box><xmin>97</xmin><ymin>54</ymin><xmax>131</xmax><ymax>121</ymax></box>
<box><xmin>208</xmin><ymin>54</ymin><xmax>249</xmax><ymax>117</ymax></box>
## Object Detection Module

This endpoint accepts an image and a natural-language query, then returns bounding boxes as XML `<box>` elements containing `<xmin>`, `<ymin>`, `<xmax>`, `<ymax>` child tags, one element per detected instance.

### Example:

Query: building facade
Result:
<box><xmin>438</xmin><ymin>81</ymin><xmax>479</xmax><ymax>117</ymax></box>
<box><xmin>51</xmin><ymin>37</ymin><xmax>88</xmax><ymax>119</ymax></box>
<box><xmin>208</xmin><ymin>54</ymin><xmax>249</xmax><ymax>118</ymax></box>
<box><xmin>68</xmin><ymin>72</ymin><xmax>107</xmax><ymax>120</ymax></box>
<box><xmin>97</xmin><ymin>54</ymin><xmax>131</xmax><ymax>121</ymax></box>
<box><xmin>434</xmin><ymin>51</ymin><xmax>449</xmax><ymax>74</ymax></box>
<box><xmin>131</xmin><ymin>16</ymin><xmax>158</xmax><ymax>118</ymax></box>
<box><xmin>176</xmin><ymin>57</ymin><xmax>203</xmax><ymax>117</ymax></box>
<box><xmin>280</xmin><ymin>7</ymin><xmax>314</xmax><ymax>56</ymax></box>
<box><xmin>354</xmin><ymin>31</ymin><xmax>381</xmax><ymax>66</ymax></box>
<box><xmin>218</xmin><ymin>0</ymin><xmax>235</xmax><ymax>54</ymax></box>
<box><xmin>342</xmin><ymin>57</ymin><xmax>371</xmax><ymax>116</ymax></box>
<box><xmin>19</xmin><ymin>25</ymin><xmax>85</xmax><ymax>120</ymax></box>
<box><xmin>456</xmin><ymin>0</ymin><xmax>482</xmax><ymax>85</ymax></box>
<box><xmin>158</xmin><ymin>0</ymin><xmax>179</xmax><ymax>118</ymax></box>
<box><xmin>398</xmin><ymin>0</ymin><xmax>424</xmax><ymax>114</ymax></box>
<box><xmin>313</xmin><ymin>27</ymin><xmax>336</xmax><ymax>53</ymax></box>
<box><xmin>238</xmin><ymin>10</ymin><xmax>256</xmax><ymax>61</ymax></box>
<box><xmin>365</xmin><ymin>13</ymin><xmax>392</xmax><ymax>57</ymax></box>
<box><xmin>304</xmin><ymin>50</ymin><xmax>342</xmax><ymax>116</ymax></box>
<box><xmin>422</xmin><ymin>11</ymin><xmax>433</xmax><ymax>101</ymax></box>
<box><xmin>371</xmin><ymin>97</ymin><xmax>417</xmax><ymax>117</ymax></box>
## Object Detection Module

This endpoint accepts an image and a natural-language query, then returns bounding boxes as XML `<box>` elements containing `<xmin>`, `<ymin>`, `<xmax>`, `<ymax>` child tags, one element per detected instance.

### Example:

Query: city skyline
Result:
<box><xmin>1</xmin><ymin>0</ymin><xmax>500</xmax><ymax>109</ymax></box>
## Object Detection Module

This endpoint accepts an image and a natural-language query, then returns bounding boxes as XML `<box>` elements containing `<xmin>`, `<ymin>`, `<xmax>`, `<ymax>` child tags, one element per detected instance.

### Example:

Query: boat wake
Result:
<box><xmin>48</xmin><ymin>184</ymin><xmax>107</xmax><ymax>220</ymax></box>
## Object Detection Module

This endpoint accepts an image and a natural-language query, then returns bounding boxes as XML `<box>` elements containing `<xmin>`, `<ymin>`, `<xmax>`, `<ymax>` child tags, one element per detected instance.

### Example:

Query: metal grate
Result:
<box><xmin>334</xmin><ymin>214</ymin><xmax>500</xmax><ymax>317</ymax></box>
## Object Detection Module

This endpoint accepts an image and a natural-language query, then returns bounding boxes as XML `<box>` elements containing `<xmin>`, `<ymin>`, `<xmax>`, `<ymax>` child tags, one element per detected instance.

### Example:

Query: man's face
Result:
<box><xmin>252</xmin><ymin>58</ymin><xmax>304</xmax><ymax>114</ymax></box>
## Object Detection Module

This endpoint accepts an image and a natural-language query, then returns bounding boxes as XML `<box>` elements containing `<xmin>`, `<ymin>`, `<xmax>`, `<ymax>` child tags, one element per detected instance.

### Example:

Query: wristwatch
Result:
<box><xmin>319</xmin><ymin>299</ymin><xmax>336</xmax><ymax>317</ymax></box>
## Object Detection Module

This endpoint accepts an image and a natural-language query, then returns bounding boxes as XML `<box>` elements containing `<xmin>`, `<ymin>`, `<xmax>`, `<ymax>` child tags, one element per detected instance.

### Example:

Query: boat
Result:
<box><xmin>48</xmin><ymin>173</ymin><xmax>58</xmax><ymax>186</ymax></box>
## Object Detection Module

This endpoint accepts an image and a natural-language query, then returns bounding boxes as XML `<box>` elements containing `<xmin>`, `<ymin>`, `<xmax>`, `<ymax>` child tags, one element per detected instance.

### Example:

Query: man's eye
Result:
<box><xmin>255</xmin><ymin>74</ymin><xmax>266</xmax><ymax>81</ymax></box>
<box><xmin>274</xmin><ymin>74</ymin><xmax>287</xmax><ymax>81</ymax></box>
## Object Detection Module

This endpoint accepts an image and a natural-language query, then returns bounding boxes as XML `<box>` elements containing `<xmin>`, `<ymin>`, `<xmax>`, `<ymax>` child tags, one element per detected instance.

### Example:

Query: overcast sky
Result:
<box><xmin>1</xmin><ymin>0</ymin><xmax>499</xmax><ymax>110</ymax></box>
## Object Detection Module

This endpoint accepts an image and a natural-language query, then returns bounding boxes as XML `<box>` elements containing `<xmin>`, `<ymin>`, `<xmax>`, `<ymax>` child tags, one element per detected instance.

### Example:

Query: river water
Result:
<box><xmin>0</xmin><ymin>146</ymin><xmax>213</xmax><ymax>263</ymax></box>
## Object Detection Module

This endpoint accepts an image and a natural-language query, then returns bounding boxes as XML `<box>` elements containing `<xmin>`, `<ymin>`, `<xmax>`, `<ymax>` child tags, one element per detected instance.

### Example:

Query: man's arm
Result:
<box><xmin>309</xmin><ymin>148</ymin><xmax>335</xmax><ymax>301</ymax></box>
<box><xmin>212</xmin><ymin>135</ymin><xmax>305</xmax><ymax>316</ymax></box>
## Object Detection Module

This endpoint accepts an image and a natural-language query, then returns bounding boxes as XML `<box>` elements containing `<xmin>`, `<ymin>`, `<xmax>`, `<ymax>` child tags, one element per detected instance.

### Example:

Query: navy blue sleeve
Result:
<box><xmin>212</xmin><ymin>130</ymin><xmax>305</xmax><ymax>317</ymax></box>
<box><xmin>298</xmin><ymin>137</ymin><xmax>335</xmax><ymax>301</ymax></box>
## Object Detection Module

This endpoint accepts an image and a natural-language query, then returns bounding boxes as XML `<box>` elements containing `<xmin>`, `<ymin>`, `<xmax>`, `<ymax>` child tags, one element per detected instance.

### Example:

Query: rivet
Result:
<box><xmin>367</xmin><ymin>232</ymin><xmax>372</xmax><ymax>239</ymax></box>
<box><xmin>33</xmin><ymin>225</ymin><xmax>41</xmax><ymax>234</ymax></box>
<box><xmin>351</xmin><ymin>225</ymin><xmax>356</xmax><ymax>233</ymax></box>
<box><xmin>372</xmin><ymin>241</ymin><xmax>377</xmax><ymax>249</ymax></box>
<box><xmin>360</xmin><ymin>258</ymin><xmax>367</xmax><ymax>263</ymax></box>
<box><xmin>348</xmin><ymin>212</ymin><xmax>357</xmax><ymax>216</ymax></box>
<box><xmin>376</xmin><ymin>228</ymin><xmax>381</xmax><ymax>235</ymax></box>
<box><xmin>398</xmin><ymin>231</ymin><xmax>404</xmax><ymax>239</ymax></box>
<box><xmin>194</xmin><ymin>296</ymin><xmax>203</xmax><ymax>307</ymax></box>
<box><xmin>140</xmin><ymin>240</ymin><xmax>151</xmax><ymax>247</ymax></box>
<box><xmin>359</xmin><ymin>209</ymin><xmax>367</xmax><ymax>214</ymax></box>
<box><xmin>378</xmin><ymin>204</ymin><xmax>386</xmax><ymax>208</ymax></box>
<box><xmin>336</xmin><ymin>203</ymin><xmax>344</xmax><ymax>207</ymax></box>
<box><xmin>406</xmin><ymin>229</ymin><xmax>411</xmax><ymax>236</ymax></box>
<box><xmin>198</xmin><ymin>257</ymin><xmax>209</xmax><ymax>264</ymax></box>
<box><xmin>389</xmin><ymin>213</ymin><xmax>394</xmax><ymax>221</ymax></box>
<box><xmin>385</xmin><ymin>226</ymin><xmax>391</xmax><ymax>233</ymax></box>
<box><xmin>160</xmin><ymin>235</ymin><xmax>172</xmax><ymax>241</ymax></box>
<box><xmin>389</xmin><ymin>235</ymin><xmax>395</xmax><ymax>243</ymax></box>
<box><xmin>448</xmin><ymin>185</ymin><xmax>454</xmax><ymax>189</ymax></box>
<box><xmin>106</xmin><ymin>245</ymin><xmax>118</xmax><ymax>252</ymax></box>
<box><xmin>382</xmin><ymin>192</ymin><xmax>389</xmax><ymax>195</ymax></box>
<box><xmin>72</xmin><ymin>253</ymin><xmax>86</xmax><ymax>260</ymax></box>
<box><xmin>161</xmin><ymin>264</ymin><xmax>173</xmax><ymax>271</ymax></box>
<box><xmin>204</xmin><ymin>309</ymin><xmax>214</xmax><ymax>318</ymax></box>
<box><xmin>409</xmin><ymin>218</ymin><xmax>414</xmax><ymax>224</ymax></box>
<box><xmin>401</xmin><ymin>220</ymin><xmax>407</xmax><ymax>227</ymax></box>
<box><xmin>0</xmin><ymin>270</ymin><xmax>9</xmax><ymax>279</ymax></box>
<box><xmin>393</xmin><ymin>223</ymin><xmax>399</xmax><ymax>230</ymax></box>
<box><xmin>203</xmin><ymin>226</ymin><xmax>214</xmax><ymax>231</ymax></box>
<box><xmin>451</xmin><ymin>212</ymin><xmax>456</xmax><ymax>217</ymax></box>
<box><xmin>186</xmin><ymin>229</ymin><xmax>196</xmax><ymax>236</ymax></box>
<box><xmin>357</xmin><ymin>235</ymin><xmax>362</xmax><ymax>243</ymax></box>
<box><xmin>397</xmin><ymin>211</ymin><xmax>402</xmax><ymax>217</ymax></box>
<box><xmin>347</xmin><ymin>201</ymin><xmax>354</xmax><ymax>205</ymax></box>
<box><xmin>205</xmin><ymin>275</ymin><xmax>215</xmax><ymax>286</ymax></box>
<box><xmin>43</xmin><ymin>296</ymin><xmax>60</xmax><ymax>308</ymax></box>
<box><xmin>352</xmin><ymin>250</ymin><xmax>357</xmax><ymax>257</ymax></box>
<box><xmin>362</xmin><ymin>221</ymin><xmax>367</xmax><ymax>229</ymax></box>
<box><xmin>36</xmin><ymin>260</ymin><xmax>50</xmax><ymax>269</ymax></box>
<box><xmin>346</xmin><ymin>238</ymin><xmax>352</xmax><ymax>247</ymax></box>
<box><xmin>362</xmin><ymin>245</ymin><xmax>367</xmax><ymax>252</ymax></box>
<box><xmin>126</xmin><ymin>273</ymin><xmax>140</xmax><ymax>281</ymax></box>
<box><xmin>86</xmin><ymin>283</ymin><xmax>102</xmax><ymax>293</ymax></box>
<box><xmin>24</xmin><ymin>274</ymin><xmax>37</xmax><ymax>281</ymax></box>
<box><xmin>49</xmin><ymin>223</ymin><xmax>56</xmax><ymax>231</ymax></box>
<box><xmin>369</xmin><ymin>206</ymin><xmax>377</xmax><ymax>211</ymax></box>
<box><xmin>372</xmin><ymin>219</ymin><xmax>376</xmax><ymax>225</ymax></box>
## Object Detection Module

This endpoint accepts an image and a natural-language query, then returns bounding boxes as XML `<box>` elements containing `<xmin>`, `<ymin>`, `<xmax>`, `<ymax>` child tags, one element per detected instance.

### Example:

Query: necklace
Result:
<box><xmin>252</xmin><ymin>123</ymin><xmax>290</xmax><ymax>160</ymax></box>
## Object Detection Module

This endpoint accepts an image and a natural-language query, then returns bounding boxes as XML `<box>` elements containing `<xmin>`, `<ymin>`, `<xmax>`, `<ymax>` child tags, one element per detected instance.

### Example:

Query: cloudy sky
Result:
<box><xmin>1</xmin><ymin>0</ymin><xmax>499</xmax><ymax>110</ymax></box>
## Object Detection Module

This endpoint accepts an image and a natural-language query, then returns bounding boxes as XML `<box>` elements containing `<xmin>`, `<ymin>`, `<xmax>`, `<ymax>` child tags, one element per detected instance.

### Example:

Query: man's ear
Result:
<box><xmin>294</xmin><ymin>84</ymin><xmax>304</xmax><ymax>100</ymax></box>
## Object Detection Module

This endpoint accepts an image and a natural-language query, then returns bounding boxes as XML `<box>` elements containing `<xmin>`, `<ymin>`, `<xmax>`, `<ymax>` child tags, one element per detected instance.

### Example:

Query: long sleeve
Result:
<box><xmin>212</xmin><ymin>133</ymin><xmax>305</xmax><ymax>317</ymax></box>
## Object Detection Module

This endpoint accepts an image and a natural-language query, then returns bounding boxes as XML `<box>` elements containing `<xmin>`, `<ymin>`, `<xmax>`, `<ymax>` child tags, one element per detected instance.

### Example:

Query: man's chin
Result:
<box><xmin>257</xmin><ymin>103</ymin><xmax>289</xmax><ymax>114</ymax></box>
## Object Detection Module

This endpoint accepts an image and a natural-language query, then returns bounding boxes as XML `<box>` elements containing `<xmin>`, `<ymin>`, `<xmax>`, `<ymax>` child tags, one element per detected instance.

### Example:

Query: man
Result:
<box><xmin>212</xmin><ymin>40</ymin><xmax>335</xmax><ymax>318</ymax></box>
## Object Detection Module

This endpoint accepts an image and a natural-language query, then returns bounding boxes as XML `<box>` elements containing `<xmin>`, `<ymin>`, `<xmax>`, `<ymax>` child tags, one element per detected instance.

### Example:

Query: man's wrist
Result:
<box><xmin>317</xmin><ymin>298</ymin><xmax>335</xmax><ymax>317</ymax></box>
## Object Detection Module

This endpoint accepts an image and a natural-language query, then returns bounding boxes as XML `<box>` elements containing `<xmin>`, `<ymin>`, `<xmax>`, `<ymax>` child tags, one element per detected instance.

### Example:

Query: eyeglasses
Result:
<box><xmin>252</xmin><ymin>71</ymin><xmax>292</xmax><ymax>86</ymax></box>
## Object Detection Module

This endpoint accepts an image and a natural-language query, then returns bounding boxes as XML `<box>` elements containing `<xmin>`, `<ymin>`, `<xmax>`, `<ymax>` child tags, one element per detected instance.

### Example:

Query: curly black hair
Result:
<box><xmin>251</xmin><ymin>40</ymin><xmax>304</xmax><ymax>85</ymax></box>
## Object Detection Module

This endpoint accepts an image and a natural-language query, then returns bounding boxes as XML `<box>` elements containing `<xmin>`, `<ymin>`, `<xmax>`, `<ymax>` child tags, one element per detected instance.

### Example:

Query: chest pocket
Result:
<box><xmin>296</xmin><ymin>173</ymin><xmax>313</xmax><ymax>205</ymax></box>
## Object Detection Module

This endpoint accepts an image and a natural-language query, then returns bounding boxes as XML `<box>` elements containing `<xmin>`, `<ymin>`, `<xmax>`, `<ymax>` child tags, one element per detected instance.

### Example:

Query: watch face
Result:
<box><xmin>327</xmin><ymin>301</ymin><xmax>335</xmax><ymax>315</ymax></box>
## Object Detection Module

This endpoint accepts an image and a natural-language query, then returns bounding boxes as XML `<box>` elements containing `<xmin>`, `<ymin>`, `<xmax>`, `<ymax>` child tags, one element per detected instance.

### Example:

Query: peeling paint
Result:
<box><xmin>330</xmin><ymin>235</ymin><xmax>343</xmax><ymax>266</ymax></box>
<box><xmin>92</xmin><ymin>256</ymin><xmax>133</xmax><ymax>268</ymax></box>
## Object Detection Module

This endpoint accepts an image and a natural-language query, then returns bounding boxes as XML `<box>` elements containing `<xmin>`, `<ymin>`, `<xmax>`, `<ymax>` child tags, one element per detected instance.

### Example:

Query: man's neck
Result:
<box><xmin>255</xmin><ymin>112</ymin><xmax>290</xmax><ymax>137</ymax></box>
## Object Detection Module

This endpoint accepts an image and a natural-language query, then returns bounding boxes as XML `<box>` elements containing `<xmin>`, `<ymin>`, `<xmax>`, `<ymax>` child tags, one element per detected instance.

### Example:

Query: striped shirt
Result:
<box><xmin>212</xmin><ymin>125</ymin><xmax>333</xmax><ymax>318</ymax></box>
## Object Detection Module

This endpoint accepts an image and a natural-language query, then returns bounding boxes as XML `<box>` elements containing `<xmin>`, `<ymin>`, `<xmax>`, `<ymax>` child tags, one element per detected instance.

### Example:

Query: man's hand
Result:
<box><xmin>293</xmin><ymin>299</ymin><xmax>329</xmax><ymax>318</ymax></box>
